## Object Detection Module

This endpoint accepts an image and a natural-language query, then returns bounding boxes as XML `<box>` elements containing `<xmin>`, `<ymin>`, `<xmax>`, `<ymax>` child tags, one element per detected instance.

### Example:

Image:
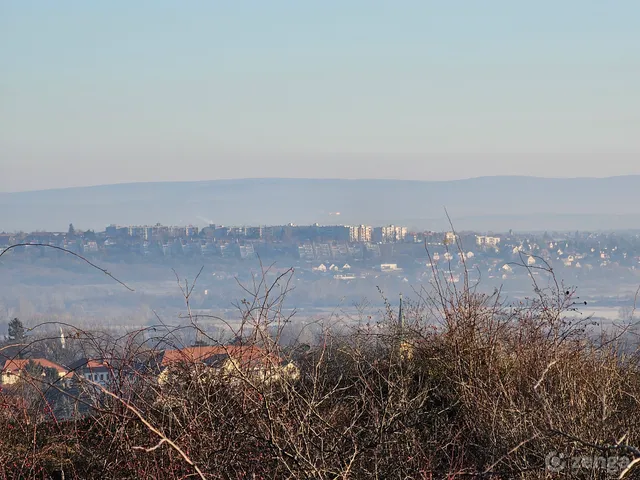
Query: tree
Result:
<box><xmin>7</xmin><ymin>317</ymin><xmax>26</xmax><ymax>343</ymax></box>
<box><xmin>24</xmin><ymin>360</ymin><xmax>59</xmax><ymax>384</ymax></box>
<box><xmin>68</xmin><ymin>223</ymin><xmax>75</xmax><ymax>236</ymax></box>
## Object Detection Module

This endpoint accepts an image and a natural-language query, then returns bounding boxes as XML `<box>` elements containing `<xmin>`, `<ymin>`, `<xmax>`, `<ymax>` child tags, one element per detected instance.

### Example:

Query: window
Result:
<box><xmin>100</xmin><ymin>374</ymin><xmax>104</xmax><ymax>381</ymax></box>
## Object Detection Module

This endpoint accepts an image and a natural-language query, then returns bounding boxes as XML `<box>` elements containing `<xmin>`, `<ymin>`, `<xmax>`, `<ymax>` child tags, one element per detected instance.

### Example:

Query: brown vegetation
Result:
<box><xmin>2</xmin><ymin>247</ymin><xmax>640</xmax><ymax>479</ymax></box>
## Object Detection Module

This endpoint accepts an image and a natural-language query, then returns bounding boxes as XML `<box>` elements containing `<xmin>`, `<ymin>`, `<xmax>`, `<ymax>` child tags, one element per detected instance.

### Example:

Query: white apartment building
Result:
<box><xmin>376</xmin><ymin>225</ymin><xmax>407</xmax><ymax>243</ymax></box>
<box><xmin>349</xmin><ymin>225</ymin><xmax>373</xmax><ymax>243</ymax></box>
<box><xmin>476</xmin><ymin>235</ymin><xmax>501</xmax><ymax>247</ymax></box>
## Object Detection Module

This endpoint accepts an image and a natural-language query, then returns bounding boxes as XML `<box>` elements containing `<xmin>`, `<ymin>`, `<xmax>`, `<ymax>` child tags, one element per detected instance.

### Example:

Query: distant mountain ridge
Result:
<box><xmin>2</xmin><ymin>176</ymin><xmax>640</xmax><ymax>233</ymax></box>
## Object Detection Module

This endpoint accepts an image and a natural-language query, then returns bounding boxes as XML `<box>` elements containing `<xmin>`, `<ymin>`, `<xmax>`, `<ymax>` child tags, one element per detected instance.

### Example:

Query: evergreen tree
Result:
<box><xmin>7</xmin><ymin>317</ymin><xmax>26</xmax><ymax>343</ymax></box>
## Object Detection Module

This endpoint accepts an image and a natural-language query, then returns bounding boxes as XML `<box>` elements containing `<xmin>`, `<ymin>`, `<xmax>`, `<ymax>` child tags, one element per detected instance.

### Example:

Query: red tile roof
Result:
<box><xmin>2</xmin><ymin>358</ymin><xmax>68</xmax><ymax>375</ymax></box>
<box><xmin>84</xmin><ymin>360</ymin><xmax>111</xmax><ymax>370</ymax></box>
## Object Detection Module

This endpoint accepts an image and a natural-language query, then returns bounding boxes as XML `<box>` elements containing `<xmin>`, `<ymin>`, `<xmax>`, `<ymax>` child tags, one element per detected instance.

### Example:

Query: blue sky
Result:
<box><xmin>1</xmin><ymin>1</ymin><xmax>639</xmax><ymax>192</ymax></box>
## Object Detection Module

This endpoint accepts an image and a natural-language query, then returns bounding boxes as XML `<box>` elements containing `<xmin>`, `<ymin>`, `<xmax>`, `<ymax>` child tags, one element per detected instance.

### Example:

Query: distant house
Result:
<box><xmin>68</xmin><ymin>358</ymin><xmax>118</xmax><ymax>388</ymax></box>
<box><xmin>444</xmin><ymin>232</ymin><xmax>457</xmax><ymax>245</ymax></box>
<box><xmin>158</xmin><ymin>345</ymin><xmax>298</xmax><ymax>386</ymax></box>
<box><xmin>476</xmin><ymin>236</ymin><xmax>501</xmax><ymax>247</ymax></box>
<box><xmin>1</xmin><ymin>358</ymin><xmax>71</xmax><ymax>386</ymax></box>
<box><xmin>238</xmin><ymin>243</ymin><xmax>256</xmax><ymax>259</ymax></box>
<box><xmin>380</xmin><ymin>263</ymin><xmax>401</xmax><ymax>272</ymax></box>
<box><xmin>82</xmin><ymin>241</ymin><xmax>99</xmax><ymax>253</ymax></box>
<box><xmin>80</xmin><ymin>361</ymin><xmax>113</xmax><ymax>387</ymax></box>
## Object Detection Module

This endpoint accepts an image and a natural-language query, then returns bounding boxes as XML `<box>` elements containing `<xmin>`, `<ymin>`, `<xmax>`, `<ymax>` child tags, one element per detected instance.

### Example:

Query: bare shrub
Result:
<box><xmin>1</xmin><ymin>245</ymin><xmax>640</xmax><ymax>478</ymax></box>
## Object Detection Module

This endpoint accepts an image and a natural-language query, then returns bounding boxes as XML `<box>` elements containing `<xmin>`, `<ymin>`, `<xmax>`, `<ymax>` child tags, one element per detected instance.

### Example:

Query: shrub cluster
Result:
<box><xmin>1</xmin><ymin>268</ymin><xmax>640</xmax><ymax>479</ymax></box>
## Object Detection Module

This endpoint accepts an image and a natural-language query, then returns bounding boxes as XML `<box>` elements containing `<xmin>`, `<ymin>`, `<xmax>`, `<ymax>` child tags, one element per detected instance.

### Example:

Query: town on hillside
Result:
<box><xmin>3</xmin><ymin>222</ymin><xmax>640</xmax><ymax>289</ymax></box>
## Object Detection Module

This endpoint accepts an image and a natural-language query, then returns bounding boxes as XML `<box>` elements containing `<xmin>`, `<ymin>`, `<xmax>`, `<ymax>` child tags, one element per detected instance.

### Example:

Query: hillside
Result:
<box><xmin>2</xmin><ymin>176</ymin><xmax>640</xmax><ymax>232</ymax></box>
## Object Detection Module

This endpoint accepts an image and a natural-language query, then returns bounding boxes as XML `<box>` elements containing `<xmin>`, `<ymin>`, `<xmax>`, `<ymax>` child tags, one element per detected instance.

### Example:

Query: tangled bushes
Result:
<box><xmin>2</xmin><ymin>263</ymin><xmax>640</xmax><ymax>479</ymax></box>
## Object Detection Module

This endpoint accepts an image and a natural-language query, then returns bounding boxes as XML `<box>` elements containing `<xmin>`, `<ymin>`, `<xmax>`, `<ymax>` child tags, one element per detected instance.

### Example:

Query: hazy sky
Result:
<box><xmin>2</xmin><ymin>1</ymin><xmax>639</xmax><ymax>192</ymax></box>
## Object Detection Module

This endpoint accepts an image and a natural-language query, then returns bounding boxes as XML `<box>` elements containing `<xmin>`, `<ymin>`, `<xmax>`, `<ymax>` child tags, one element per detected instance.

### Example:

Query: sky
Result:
<box><xmin>1</xmin><ymin>1</ymin><xmax>639</xmax><ymax>192</ymax></box>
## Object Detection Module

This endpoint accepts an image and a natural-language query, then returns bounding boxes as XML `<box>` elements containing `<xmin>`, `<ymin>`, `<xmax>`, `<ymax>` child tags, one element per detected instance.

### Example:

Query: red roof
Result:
<box><xmin>2</xmin><ymin>358</ymin><xmax>68</xmax><ymax>375</ymax></box>
<box><xmin>161</xmin><ymin>345</ymin><xmax>281</xmax><ymax>370</ymax></box>
<box><xmin>84</xmin><ymin>360</ymin><xmax>111</xmax><ymax>370</ymax></box>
